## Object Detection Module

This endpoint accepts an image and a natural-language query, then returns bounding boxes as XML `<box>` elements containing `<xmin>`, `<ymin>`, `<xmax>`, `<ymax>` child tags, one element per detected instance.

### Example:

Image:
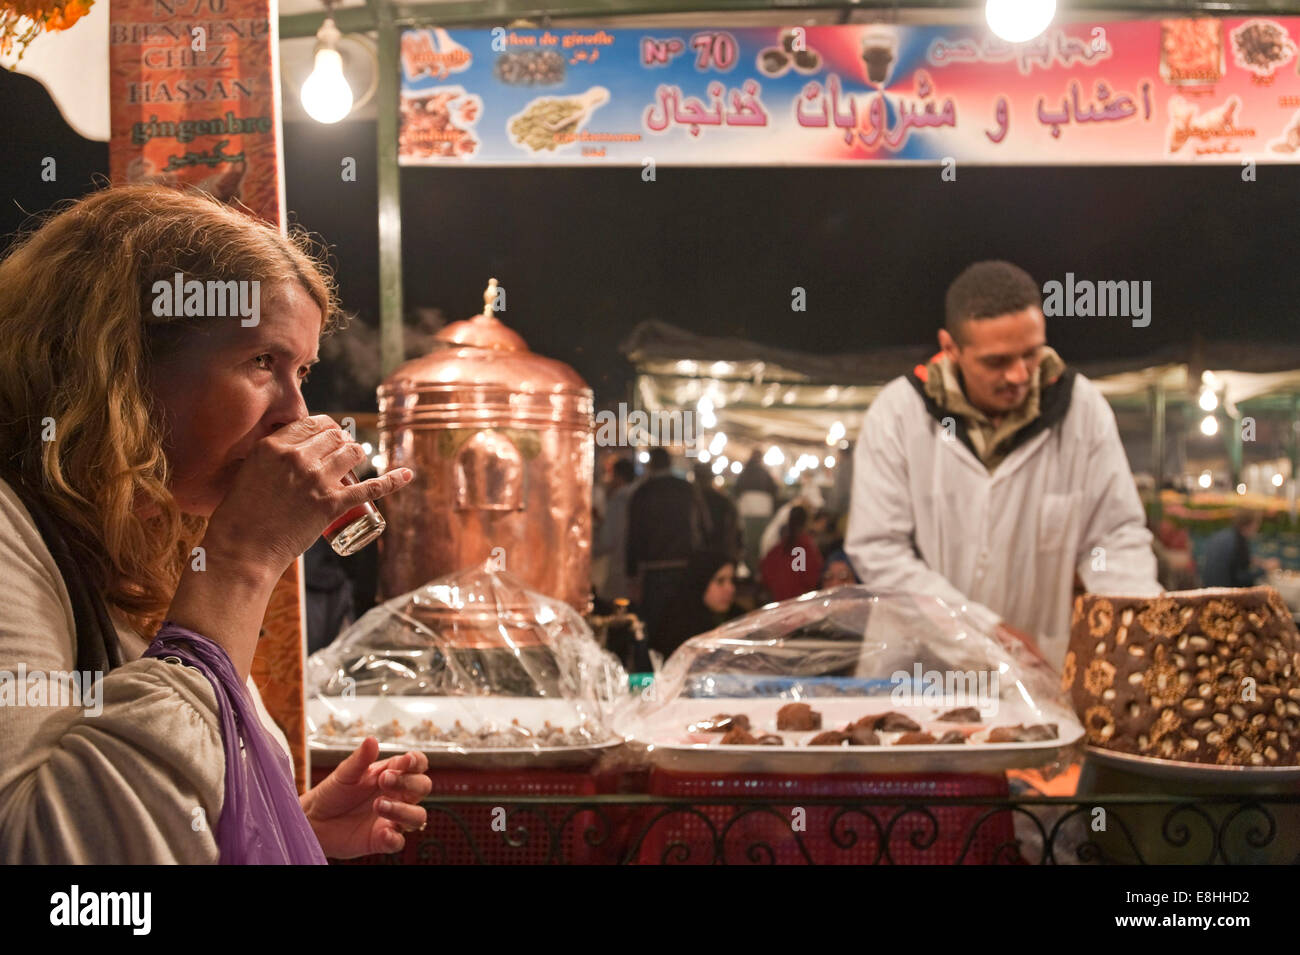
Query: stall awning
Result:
<box><xmin>623</xmin><ymin>322</ymin><xmax>1300</xmax><ymax>446</ymax></box>
<box><xmin>621</xmin><ymin>320</ymin><xmax>926</xmax><ymax>446</ymax></box>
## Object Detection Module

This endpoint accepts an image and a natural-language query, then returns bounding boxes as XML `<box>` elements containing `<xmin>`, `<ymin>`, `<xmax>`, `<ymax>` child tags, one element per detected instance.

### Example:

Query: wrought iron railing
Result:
<box><xmin>334</xmin><ymin>794</ymin><xmax>1300</xmax><ymax>865</ymax></box>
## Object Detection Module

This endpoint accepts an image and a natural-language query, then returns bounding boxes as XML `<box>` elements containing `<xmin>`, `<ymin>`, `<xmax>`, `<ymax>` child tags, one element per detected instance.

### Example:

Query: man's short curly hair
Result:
<box><xmin>944</xmin><ymin>260</ymin><xmax>1041</xmax><ymax>344</ymax></box>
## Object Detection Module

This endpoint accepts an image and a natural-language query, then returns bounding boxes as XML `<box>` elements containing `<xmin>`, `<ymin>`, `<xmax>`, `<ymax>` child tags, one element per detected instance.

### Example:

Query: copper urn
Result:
<box><xmin>376</xmin><ymin>279</ymin><xmax>595</xmax><ymax>614</ymax></box>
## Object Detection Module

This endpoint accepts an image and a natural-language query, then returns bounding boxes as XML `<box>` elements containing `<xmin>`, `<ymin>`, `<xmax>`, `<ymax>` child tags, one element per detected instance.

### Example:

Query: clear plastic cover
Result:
<box><xmin>616</xmin><ymin>587</ymin><xmax>1083</xmax><ymax>774</ymax></box>
<box><xmin>306</xmin><ymin>565</ymin><xmax>627</xmax><ymax>764</ymax></box>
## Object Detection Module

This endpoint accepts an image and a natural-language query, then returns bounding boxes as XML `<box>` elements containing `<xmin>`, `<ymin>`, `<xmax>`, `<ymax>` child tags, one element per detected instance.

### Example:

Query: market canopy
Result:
<box><xmin>623</xmin><ymin>321</ymin><xmax>1300</xmax><ymax>446</ymax></box>
<box><xmin>621</xmin><ymin>319</ymin><xmax>924</xmax><ymax>445</ymax></box>
<box><xmin>1072</xmin><ymin>341</ymin><xmax>1300</xmax><ymax>408</ymax></box>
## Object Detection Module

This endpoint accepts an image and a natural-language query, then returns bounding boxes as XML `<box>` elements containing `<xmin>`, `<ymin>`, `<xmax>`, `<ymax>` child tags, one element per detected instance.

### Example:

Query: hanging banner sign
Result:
<box><xmin>109</xmin><ymin>0</ymin><xmax>284</xmax><ymax>220</ymax></box>
<box><xmin>398</xmin><ymin>20</ymin><xmax>1300</xmax><ymax>165</ymax></box>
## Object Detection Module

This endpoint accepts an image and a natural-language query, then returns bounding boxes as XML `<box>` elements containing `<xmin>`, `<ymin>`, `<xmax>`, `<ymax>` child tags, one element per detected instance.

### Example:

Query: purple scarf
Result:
<box><xmin>145</xmin><ymin>622</ymin><xmax>326</xmax><ymax>865</ymax></box>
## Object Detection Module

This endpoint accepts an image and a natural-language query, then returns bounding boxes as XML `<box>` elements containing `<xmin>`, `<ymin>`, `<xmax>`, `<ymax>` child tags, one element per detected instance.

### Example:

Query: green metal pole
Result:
<box><xmin>1291</xmin><ymin>394</ymin><xmax>1300</xmax><ymax>477</ymax></box>
<box><xmin>374</xmin><ymin>0</ymin><xmax>405</xmax><ymax>378</ymax></box>
<box><xmin>1227</xmin><ymin>408</ymin><xmax>1243</xmax><ymax>487</ymax></box>
<box><xmin>1151</xmin><ymin>382</ymin><xmax>1166</xmax><ymax>523</ymax></box>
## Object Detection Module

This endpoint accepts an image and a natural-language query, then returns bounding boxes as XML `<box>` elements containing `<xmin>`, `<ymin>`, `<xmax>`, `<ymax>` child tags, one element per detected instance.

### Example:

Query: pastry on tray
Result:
<box><xmin>807</xmin><ymin>730</ymin><xmax>851</xmax><ymax>746</ymax></box>
<box><xmin>776</xmin><ymin>702</ymin><xmax>822</xmax><ymax>731</ymax></box>
<box><xmin>688</xmin><ymin>713</ymin><xmax>751</xmax><ymax>733</ymax></box>
<box><xmin>987</xmin><ymin>723</ymin><xmax>1059</xmax><ymax>743</ymax></box>
<box><xmin>1065</xmin><ymin>587</ymin><xmax>1300</xmax><ymax>766</ymax></box>
<box><xmin>873</xmin><ymin>711</ymin><xmax>922</xmax><ymax>732</ymax></box>
<box><xmin>894</xmin><ymin>731</ymin><xmax>937</xmax><ymax>745</ymax></box>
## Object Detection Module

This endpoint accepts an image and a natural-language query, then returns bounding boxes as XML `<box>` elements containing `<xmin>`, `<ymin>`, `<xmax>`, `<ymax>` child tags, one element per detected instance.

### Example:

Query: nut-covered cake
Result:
<box><xmin>1064</xmin><ymin>587</ymin><xmax>1300</xmax><ymax>766</ymax></box>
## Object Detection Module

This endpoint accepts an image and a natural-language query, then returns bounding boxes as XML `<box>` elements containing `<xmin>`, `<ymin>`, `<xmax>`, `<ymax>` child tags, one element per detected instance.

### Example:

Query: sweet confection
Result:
<box><xmin>894</xmin><ymin>731</ymin><xmax>937</xmax><ymax>745</ymax></box>
<box><xmin>682</xmin><ymin>708</ymin><xmax>1063</xmax><ymax>749</ymax></box>
<box><xmin>987</xmin><ymin>723</ymin><xmax>1058</xmax><ymax>743</ymax></box>
<box><xmin>689</xmin><ymin>714</ymin><xmax>751</xmax><ymax>733</ymax></box>
<box><xmin>874</xmin><ymin>712</ymin><xmax>922</xmax><ymax>732</ymax></box>
<box><xmin>1064</xmin><ymin>587</ymin><xmax>1300</xmax><ymax>766</ymax></box>
<box><xmin>807</xmin><ymin>730</ymin><xmax>851</xmax><ymax>746</ymax></box>
<box><xmin>776</xmin><ymin>702</ymin><xmax>822</xmax><ymax>731</ymax></box>
<box><xmin>847</xmin><ymin>725</ymin><xmax>881</xmax><ymax>746</ymax></box>
<box><xmin>313</xmin><ymin>714</ymin><xmax>608</xmax><ymax>749</ymax></box>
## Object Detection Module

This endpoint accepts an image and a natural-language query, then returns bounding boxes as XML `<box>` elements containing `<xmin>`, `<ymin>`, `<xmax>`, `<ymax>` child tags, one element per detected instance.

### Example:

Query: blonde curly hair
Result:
<box><xmin>0</xmin><ymin>184</ymin><xmax>347</xmax><ymax>641</ymax></box>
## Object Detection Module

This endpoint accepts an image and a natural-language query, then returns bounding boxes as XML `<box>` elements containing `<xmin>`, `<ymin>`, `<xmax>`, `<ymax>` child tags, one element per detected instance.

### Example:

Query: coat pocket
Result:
<box><xmin>1037</xmin><ymin>491</ymin><xmax>1080</xmax><ymax>552</ymax></box>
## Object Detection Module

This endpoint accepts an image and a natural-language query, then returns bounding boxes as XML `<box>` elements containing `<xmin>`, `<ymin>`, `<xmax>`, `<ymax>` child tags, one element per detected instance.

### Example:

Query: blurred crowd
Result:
<box><xmin>590</xmin><ymin>446</ymin><xmax>855</xmax><ymax>664</ymax></box>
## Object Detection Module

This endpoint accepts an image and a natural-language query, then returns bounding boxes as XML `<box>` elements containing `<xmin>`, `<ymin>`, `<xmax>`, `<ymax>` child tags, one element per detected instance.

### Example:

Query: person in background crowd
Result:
<box><xmin>819</xmin><ymin>548</ymin><xmax>861</xmax><ymax>589</ymax></box>
<box><xmin>811</xmin><ymin>507</ymin><xmax>838</xmax><ymax>557</ymax></box>
<box><xmin>760</xmin><ymin>505</ymin><xmax>824</xmax><ymax>601</ymax></box>
<box><xmin>760</xmin><ymin>487</ymin><xmax>823</xmax><ymax>561</ymax></box>
<box><xmin>627</xmin><ymin>447</ymin><xmax>710</xmax><ymax>645</ymax></box>
<box><xmin>593</xmin><ymin>456</ymin><xmax>637</xmax><ymax>602</ymax></box>
<box><xmin>651</xmin><ymin>550</ymin><xmax>742</xmax><ymax>659</ymax></box>
<box><xmin>592</xmin><ymin>450</ymin><xmax>622</xmax><ymax>529</ymax></box>
<box><xmin>1144</xmin><ymin>508</ymin><xmax>1199</xmax><ymax>591</ymax></box>
<box><xmin>1200</xmin><ymin>509</ymin><xmax>1278</xmax><ymax>588</ymax></box>
<box><xmin>305</xmin><ymin>537</ymin><xmax>355</xmax><ymax>654</ymax></box>
<box><xmin>736</xmin><ymin>449</ymin><xmax>778</xmax><ymax>575</ymax></box>
<box><xmin>693</xmin><ymin>461</ymin><xmax>741</xmax><ymax>562</ymax></box>
<box><xmin>845</xmin><ymin>260</ymin><xmax>1161</xmax><ymax>667</ymax></box>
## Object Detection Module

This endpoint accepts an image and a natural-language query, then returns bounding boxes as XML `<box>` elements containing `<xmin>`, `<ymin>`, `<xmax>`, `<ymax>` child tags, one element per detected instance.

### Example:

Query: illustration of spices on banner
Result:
<box><xmin>508</xmin><ymin>86</ymin><xmax>609</xmax><ymax>152</ymax></box>
<box><xmin>1229</xmin><ymin>18</ymin><xmax>1297</xmax><ymax>78</ymax></box>
<box><xmin>1160</xmin><ymin>19</ymin><xmax>1224</xmax><ymax>86</ymax></box>
<box><xmin>400</xmin><ymin>85</ymin><xmax>483</xmax><ymax>159</ymax></box>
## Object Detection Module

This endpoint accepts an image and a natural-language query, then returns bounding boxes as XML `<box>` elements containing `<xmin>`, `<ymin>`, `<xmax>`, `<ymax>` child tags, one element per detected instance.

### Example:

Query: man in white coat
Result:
<box><xmin>844</xmin><ymin>260</ymin><xmax>1161</xmax><ymax>668</ymax></box>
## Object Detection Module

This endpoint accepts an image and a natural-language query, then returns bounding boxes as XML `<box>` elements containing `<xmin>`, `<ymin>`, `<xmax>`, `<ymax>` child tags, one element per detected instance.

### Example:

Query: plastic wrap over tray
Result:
<box><xmin>306</xmin><ymin>564</ymin><xmax>627</xmax><ymax>766</ymax></box>
<box><xmin>616</xmin><ymin>587</ymin><xmax>1083</xmax><ymax>773</ymax></box>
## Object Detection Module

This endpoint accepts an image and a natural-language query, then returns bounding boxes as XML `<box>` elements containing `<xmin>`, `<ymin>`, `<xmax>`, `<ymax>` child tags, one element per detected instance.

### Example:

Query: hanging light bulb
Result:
<box><xmin>301</xmin><ymin>17</ymin><xmax>354</xmax><ymax>124</ymax></box>
<box><xmin>1198</xmin><ymin>388</ymin><xmax>1218</xmax><ymax>412</ymax></box>
<box><xmin>1200</xmin><ymin>415</ymin><xmax>1219</xmax><ymax>436</ymax></box>
<box><xmin>985</xmin><ymin>0</ymin><xmax>1056</xmax><ymax>43</ymax></box>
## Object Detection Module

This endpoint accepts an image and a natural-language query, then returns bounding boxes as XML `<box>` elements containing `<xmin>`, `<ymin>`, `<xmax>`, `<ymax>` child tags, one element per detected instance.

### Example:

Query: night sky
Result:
<box><xmin>5</xmin><ymin>64</ymin><xmax>1300</xmax><ymax>415</ymax></box>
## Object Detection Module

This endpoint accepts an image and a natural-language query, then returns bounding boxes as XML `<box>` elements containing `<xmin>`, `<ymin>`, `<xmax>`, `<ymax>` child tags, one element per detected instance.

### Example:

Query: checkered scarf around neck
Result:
<box><xmin>922</xmin><ymin>347</ymin><xmax>1066</xmax><ymax>472</ymax></box>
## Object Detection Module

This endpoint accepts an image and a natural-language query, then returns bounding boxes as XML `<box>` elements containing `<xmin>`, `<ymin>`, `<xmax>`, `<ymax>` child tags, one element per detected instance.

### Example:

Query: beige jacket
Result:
<box><xmin>0</xmin><ymin>476</ymin><xmax>294</xmax><ymax>864</ymax></box>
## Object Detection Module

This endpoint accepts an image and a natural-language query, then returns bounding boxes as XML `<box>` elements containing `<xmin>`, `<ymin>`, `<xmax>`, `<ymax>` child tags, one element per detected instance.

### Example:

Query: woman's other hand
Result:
<box><xmin>301</xmin><ymin>739</ymin><xmax>431</xmax><ymax>859</ymax></box>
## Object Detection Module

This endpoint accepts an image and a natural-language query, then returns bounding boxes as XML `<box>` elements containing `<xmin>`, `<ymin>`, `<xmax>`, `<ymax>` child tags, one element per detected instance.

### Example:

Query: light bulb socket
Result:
<box><xmin>315</xmin><ymin>16</ymin><xmax>342</xmax><ymax>52</ymax></box>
